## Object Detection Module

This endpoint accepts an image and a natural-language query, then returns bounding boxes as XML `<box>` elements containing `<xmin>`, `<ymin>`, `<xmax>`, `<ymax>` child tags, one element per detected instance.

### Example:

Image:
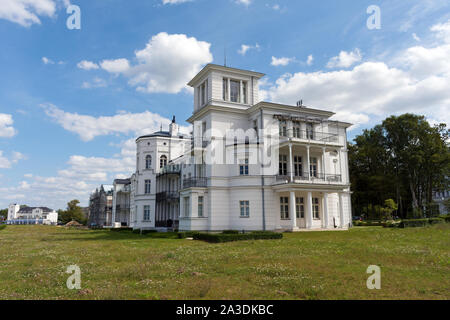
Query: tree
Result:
<box><xmin>0</xmin><ymin>208</ymin><xmax>7</xmax><ymax>221</ymax></box>
<box><xmin>59</xmin><ymin>200</ymin><xmax>87</xmax><ymax>225</ymax></box>
<box><xmin>349</xmin><ymin>114</ymin><xmax>449</xmax><ymax>219</ymax></box>
<box><xmin>380</xmin><ymin>199</ymin><xmax>398</xmax><ymax>221</ymax></box>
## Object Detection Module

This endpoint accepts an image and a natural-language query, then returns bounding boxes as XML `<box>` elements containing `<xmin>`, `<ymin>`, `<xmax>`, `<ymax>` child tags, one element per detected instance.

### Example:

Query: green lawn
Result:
<box><xmin>0</xmin><ymin>225</ymin><xmax>449</xmax><ymax>300</ymax></box>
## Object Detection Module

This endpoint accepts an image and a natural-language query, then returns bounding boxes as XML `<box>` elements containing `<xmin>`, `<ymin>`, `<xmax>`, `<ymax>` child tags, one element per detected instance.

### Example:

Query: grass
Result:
<box><xmin>0</xmin><ymin>224</ymin><xmax>448</xmax><ymax>300</ymax></box>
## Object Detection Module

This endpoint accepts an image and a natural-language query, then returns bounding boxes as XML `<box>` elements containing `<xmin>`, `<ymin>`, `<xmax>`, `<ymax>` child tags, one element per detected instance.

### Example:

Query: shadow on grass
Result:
<box><xmin>41</xmin><ymin>230</ymin><xmax>182</xmax><ymax>242</ymax></box>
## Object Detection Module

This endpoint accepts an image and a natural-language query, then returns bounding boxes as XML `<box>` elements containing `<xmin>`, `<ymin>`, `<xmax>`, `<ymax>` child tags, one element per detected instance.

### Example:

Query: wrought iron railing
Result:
<box><xmin>276</xmin><ymin>172</ymin><xmax>342</xmax><ymax>184</ymax></box>
<box><xmin>280</xmin><ymin>130</ymin><xmax>340</xmax><ymax>143</ymax></box>
<box><xmin>156</xmin><ymin>192</ymin><xmax>180</xmax><ymax>202</ymax></box>
<box><xmin>183</xmin><ymin>177</ymin><xmax>208</xmax><ymax>189</ymax></box>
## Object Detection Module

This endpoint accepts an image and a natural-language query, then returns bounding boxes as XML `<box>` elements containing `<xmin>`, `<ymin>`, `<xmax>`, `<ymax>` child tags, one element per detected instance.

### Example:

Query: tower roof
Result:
<box><xmin>188</xmin><ymin>64</ymin><xmax>265</xmax><ymax>87</ymax></box>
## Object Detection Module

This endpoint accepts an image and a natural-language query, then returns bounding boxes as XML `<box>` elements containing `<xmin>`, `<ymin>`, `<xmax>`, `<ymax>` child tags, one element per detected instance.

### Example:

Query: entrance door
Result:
<box><xmin>296</xmin><ymin>197</ymin><xmax>306</xmax><ymax>228</ymax></box>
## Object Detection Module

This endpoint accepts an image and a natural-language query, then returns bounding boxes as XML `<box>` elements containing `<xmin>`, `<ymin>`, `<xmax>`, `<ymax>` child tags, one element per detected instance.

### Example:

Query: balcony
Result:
<box><xmin>183</xmin><ymin>177</ymin><xmax>208</xmax><ymax>189</ymax></box>
<box><xmin>115</xmin><ymin>204</ymin><xmax>131</xmax><ymax>210</ymax></box>
<box><xmin>156</xmin><ymin>192</ymin><xmax>180</xmax><ymax>202</ymax></box>
<box><xmin>276</xmin><ymin>172</ymin><xmax>342</xmax><ymax>185</ymax></box>
<box><xmin>158</xmin><ymin>164</ymin><xmax>181</xmax><ymax>176</ymax></box>
<box><xmin>280</xmin><ymin>130</ymin><xmax>340</xmax><ymax>144</ymax></box>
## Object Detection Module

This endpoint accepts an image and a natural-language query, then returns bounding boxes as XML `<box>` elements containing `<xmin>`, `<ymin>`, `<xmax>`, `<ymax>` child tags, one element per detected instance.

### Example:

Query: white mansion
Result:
<box><xmin>111</xmin><ymin>64</ymin><xmax>353</xmax><ymax>232</ymax></box>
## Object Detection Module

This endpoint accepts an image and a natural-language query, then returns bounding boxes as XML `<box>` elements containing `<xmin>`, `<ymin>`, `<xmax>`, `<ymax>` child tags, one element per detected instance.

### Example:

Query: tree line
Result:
<box><xmin>349</xmin><ymin>113</ymin><xmax>449</xmax><ymax>219</ymax></box>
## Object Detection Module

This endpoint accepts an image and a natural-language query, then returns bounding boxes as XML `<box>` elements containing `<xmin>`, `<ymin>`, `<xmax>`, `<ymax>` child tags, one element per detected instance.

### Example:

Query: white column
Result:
<box><xmin>339</xmin><ymin>192</ymin><xmax>345</xmax><ymax>228</ymax></box>
<box><xmin>289</xmin><ymin>143</ymin><xmax>294</xmax><ymax>182</ymax></box>
<box><xmin>306</xmin><ymin>146</ymin><xmax>311</xmax><ymax>181</ymax></box>
<box><xmin>306</xmin><ymin>191</ymin><xmax>313</xmax><ymax>229</ymax></box>
<box><xmin>240</xmin><ymin>80</ymin><xmax>243</xmax><ymax>104</ymax></box>
<box><xmin>111</xmin><ymin>190</ymin><xmax>116</xmax><ymax>227</ymax></box>
<box><xmin>322</xmin><ymin>147</ymin><xmax>326</xmax><ymax>179</ymax></box>
<box><xmin>227</xmin><ymin>78</ymin><xmax>231</xmax><ymax>101</ymax></box>
<box><xmin>322</xmin><ymin>193</ymin><xmax>329</xmax><ymax>229</ymax></box>
<box><xmin>290</xmin><ymin>191</ymin><xmax>297</xmax><ymax>230</ymax></box>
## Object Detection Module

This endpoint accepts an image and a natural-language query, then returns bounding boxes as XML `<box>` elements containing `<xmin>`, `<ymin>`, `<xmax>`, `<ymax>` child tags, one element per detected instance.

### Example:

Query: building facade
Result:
<box><xmin>111</xmin><ymin>179</ymin><xmax>132</xmax><ymax>227</ymax></box>
<box><xmin>126</xmin><ymin>64</ymin><xmax>352</xmax><ymax>232</ymax></box>
<box><xmin>88</xmin><ymin>185</ymin><xmax>113</xmax><ymax>227</ymax></box>
<box><xmin>7</xmin><ymin>204</ymin><xmax>58</xmax><ymax>225</ymax></box>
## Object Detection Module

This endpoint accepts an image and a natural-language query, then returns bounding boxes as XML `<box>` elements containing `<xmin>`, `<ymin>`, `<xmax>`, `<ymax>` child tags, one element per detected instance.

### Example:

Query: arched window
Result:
<box><xmin>160</xmin><ymin>155</ymin><xmax>167</xmax><ymax>168</ymax></box>
<box><xmin>145</xmin><ymin>155</ymin><xmax>152</xmax><ymax>169</ymax></box>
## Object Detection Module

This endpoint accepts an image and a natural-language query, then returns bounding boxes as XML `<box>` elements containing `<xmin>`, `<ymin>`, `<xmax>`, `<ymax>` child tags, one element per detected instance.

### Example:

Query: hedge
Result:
<box><xmin>0</xmin><ymin>225</ymin><xmax>6</xmax><ymax>231</ymax></box>
<box><xmin>193</xmin><ymin>231</ymin><xmax>283</xmax><ymax>243</ymax></box>
<box><xmin>110</xmin><ymin>227</ymin><xmax>133</xmax><ymax>232</ymax></box>
<box><xmin>353</xmin><ymin>221</ymin><xmax>384</xmax><ymax>227</ymax></box>
<box><xmin>398</xmin><ymin>218</ymin><xmax>445</xmax><ymax>228</ymax></box>
<box><xmin>177</xmin><ymin>231</ymin><xmax>200</xmax><ymax>239</ymax></box>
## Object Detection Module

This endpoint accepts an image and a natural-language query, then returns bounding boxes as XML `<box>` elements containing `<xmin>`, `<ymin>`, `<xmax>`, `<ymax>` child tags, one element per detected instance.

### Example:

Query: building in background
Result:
<box><xmin>433</xmin><ymin>190</ymin><xmax>449</xmax><ymax>215</ymax></box>
<box><xmin>7</xmin><ymin>204</ymin><xmax>58</xmax><ymax>225</ymax></box>
<box><xmin>111</xmin><ymin>178</ymin><xmax>132</xmax><ymax>227</ymax></box>
<box><xmin>88</xmin><ymin>185</ymin><xmax>113</xmax><ymax>227</ymax></box>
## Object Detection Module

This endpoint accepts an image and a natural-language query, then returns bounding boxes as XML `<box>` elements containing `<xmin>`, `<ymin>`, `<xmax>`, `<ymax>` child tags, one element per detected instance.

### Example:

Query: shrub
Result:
<box><xmin>353</xmin><ymin>221</ymin><xmax>383</xmax><ymax>227</ymax></box>
<box><xmin>110</xmin><ymin>227</ymin><xmax>133</xmax><ymax>232</ymax></box>
<box><xmin>0</xmin><ymin>225</ymin><xmax>6</xmax><ymax>231</ymax></box>
<box><xmin>177</xmin><ymin>231</ymin><xmax>200</xmax><ymax>239</ymax></box>
<box><xmin>193</xmin><ymin>231</ymin><xmax>283</xmax><ymax>243</ymax></box>
<box><xmin>428</xmin><ymin>218</ymin><xmax>444</xmax><ymax>225</ymax></box>
<box><xmin>398</xmin><ymin>218</ymin><xmax>445</xmax><ymax>228</ymax></box>
<box><xmin>222</xmin><ymin>230</ymin><xmax>239</xmax><ymax>234</ymax></box>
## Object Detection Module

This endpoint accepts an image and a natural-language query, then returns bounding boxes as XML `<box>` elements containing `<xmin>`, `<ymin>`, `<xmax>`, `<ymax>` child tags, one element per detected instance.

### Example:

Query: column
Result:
<box><xmin>322</xmin><ymin>193</ymin><xmax>329</xmax><ymax>229</ymax></box>
<box><xmin>322</xmin><ymin>147</ymin><xmax>326</xmax><ymax>180</ymax></box>
<box><xmin>240</xmin><ymin>80</ymin><xmax>243</xmax><ymax>104</ymax></box>
<box><xmin>306</xmin><ymin>146</ymin><xmax>311</xmax><ymax>181</ymax></box>
<box><xmin>339</xmin><ymin>193</ymin><xmax>345</xmax><ymax>228</ymax></box>
<box><xmin>289</xmin><ymin>143</ymin><xmax>294</xmax><ymax>182</ymax></box>
<box><xmin>290</xmin><ymin>191</ymin><xmax>297</xmax><ymax>230</ymax></box>
<box><xmin>227</xmin><ymin>78</ymin><xmax>231</xmax><ymax>101</ymax></box>
<box><xmin>306</xmin><ymin>191</ymin><xmax>313</xmax><ymax>229</ymax></box>
<box><xmin>111</xmin><ymin>190</ymin><xmax>116</xmax><ymax>227</ymax></box>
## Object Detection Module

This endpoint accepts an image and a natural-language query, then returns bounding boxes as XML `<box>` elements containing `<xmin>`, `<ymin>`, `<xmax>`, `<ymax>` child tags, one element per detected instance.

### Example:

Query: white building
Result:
<box><xmin>129</xmin><ymin>64</ymin><xmax>352</xmax><ymax>232</ymax></box>
<box><xmin>7</xmin><ymin>204</ymin><xmax>58</xmax><ymax>225</ymax></box>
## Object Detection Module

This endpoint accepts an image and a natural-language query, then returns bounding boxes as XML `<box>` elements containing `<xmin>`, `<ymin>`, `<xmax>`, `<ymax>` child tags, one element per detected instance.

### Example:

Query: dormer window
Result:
<box><xmin>230</xmin><ymin>80</ymin><xmax>240</xmax><ymax>103</ymax></box>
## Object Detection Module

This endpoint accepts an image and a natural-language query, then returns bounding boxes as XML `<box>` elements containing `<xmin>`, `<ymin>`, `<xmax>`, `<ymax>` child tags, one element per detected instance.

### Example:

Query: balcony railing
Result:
<box><xmin>183</xmin><ymin>177</ymin><xmax>208</xmax><ymax>189</ymax></box>
<box><xmin>158</xmin><ymin>164</ymin><xmax>181</xmax><ymax>176</ymax></box>
<box><xmin>280</xmin><ymin>130</ymin><xmax>340</xmax><ymax>143</ymax></box>
<box><xmin>156</xmin><ymin>191</ymin><xmax>180</xmax><ymax>202</ymax></box>
<box><xmin>276</xmin><ymin>172</ymin><xmax>342</xmax><ymax>184</ymax></box>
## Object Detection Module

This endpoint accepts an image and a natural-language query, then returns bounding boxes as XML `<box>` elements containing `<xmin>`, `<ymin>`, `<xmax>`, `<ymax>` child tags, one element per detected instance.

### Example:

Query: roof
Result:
<box><xmin>18</xmin><ymin>207</ymin><xmax>54</xmax><ymax>213</ymax></box>
<box><xmin>136</xmin><ymin>131</ymin><xmax>190</xmax><ymax>141</ymax></box>
<box><xmin>188</xmin><ymin>64</ymin><xmax>265</xmax><ymax>87</ymax></box>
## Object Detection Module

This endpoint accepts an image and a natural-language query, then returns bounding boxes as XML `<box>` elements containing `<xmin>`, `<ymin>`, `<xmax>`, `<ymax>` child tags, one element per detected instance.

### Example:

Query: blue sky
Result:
<box><xmin>0</xmin><ymin>0</ymin><xmax>450</xmax><ymax>209</ymax></box>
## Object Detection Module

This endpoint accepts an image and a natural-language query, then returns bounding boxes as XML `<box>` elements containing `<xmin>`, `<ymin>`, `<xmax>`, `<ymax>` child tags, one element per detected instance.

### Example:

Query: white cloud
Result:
<box><xmin>236</xmin><ymin>0</ymin><xmax>251</xmax><ymax>5</ymax></box>
<box><xmin>0</xmin><ymin>0</ymin><xmax>57</xmax><ymax>27</ymax></box>
<box><xmin>271</xmin><ymin>56</ymin><xmax>294</xmax><ymax>66</ymax></box>
<box><xmin>81</xmin><ymin>77</ymin><xmax>107</xmax><ymax>89</ymax></box>
<box><xmin>100</xmin><ymin>58</ymin><xmax>130</xmax><ymax>74</ymax></box>
<box><xmin>264</xmin><ymin>20</ymin><xmax>450</xmax><ymax>130</ymax></box>
<box><xmin>42</xmin><ymin>104</ymin><xmax>190</xmax><ymax>142</ymax></box>
<box><xmin>272</xmin><ymin>4</ymin><xmax>280</xmax><ymax>10</ymax></box>
<box><xmin>326</xmin><ymin>49</ymin><xmax>362</xmax><ymax>69</ymax></box>
<box><xmin>238</xmin><ymin>43</ymin><xmax>260</xmax><ymax>56</ymax></box>
<box><xmin>430</xmin><ymin>20</ymin><xmax>450</xmax><ymax>43</ymax></box>
<box><xmin>98</xmin><ymin>32</ymin><xmax>213</xmax><ymax>94</ymax></box>
<box><xmin>162</xmin><ymin>0</ymin><xmax>191</xmax><ymax>4</ymax></box>
<box><xmin>0</xmin><ymin>113</ymin><xmax>17</xmax><ymax>138</ymax></box>
<box><xmin>0</xmin><ymin>151</ymin><xmax>24</xmax><ymax>169</ymax></box>
<box><xmin>412</xmin><ymin>33</ymin><xmax>421</xmax><ymax>42</ymax></box>
<box><xmin>42</xmin><ymin>56</ymin><xmax>54</xmax><ymax>64</ymax></box>
<box><xmin>306</xmin><ymin>55</ymin><xmax>314</xmax><ymax>66</ymax></box>
<box><xmin>77</xmin><ymin>60</ymin><xmax>99</xmax><ymax>70</ymax></box>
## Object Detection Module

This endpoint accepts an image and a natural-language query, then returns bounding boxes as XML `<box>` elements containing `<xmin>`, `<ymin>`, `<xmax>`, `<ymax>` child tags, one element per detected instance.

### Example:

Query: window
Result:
<box><xmin>306</xmin><ymin>123</ymin><xmax>314</xmax><ymax>139</ymax></box>
<box><xmin>160</xmin><ymin>155</ymin><xmax>167</xmax><ymax>168</ymax></box>
<box><xmin>240</xmin><ymin>201</ymin><xmax>250</xmax><ymax>217</ymax></box>
<box><xmin>240</xmin><ymin>158</ymin><xmax>249</xmax><ymax>175</ymax></box>
<box><xmin>293</xmin><ymin>122</ymin><xmax>301</xmax><ymax>138</ymax></box>
<box><xmin>230</xmin><ymin>80</ymin><xmax>240</xmax><ymax>103</ymax></box>
<box><xmin>280</xmin><ymin>197</ymin><xmax>289</xmax><ymax>219</ymax></box>
<box><xmin>296</xmin><ymin>197</ymin><xmax>305</xmax><ymax>218</ymax></box>
<box><xmin>145</xmin><ymin>180</ymin><xmax>151</xmax><ymax>194</ymax></box>
<box><xmin>223</xmin><ymin>78</ymin><xmax>228</xmax><ymax>101</ymax></box>
<box><xmin>199</xmin><ymin>80</ymin><xmax>207</xmax><ymax>106</ymax></box>
<box><xmin>183</xmin><ymin>197</ymin><xmax>190</xmax><ymax>217</ymax></box>
<box><xmin>310</xmin><ymin>157</ymin><xmax>318</xmax><ymax>178</ymax></box>
<box><xmin>242</xmin><ymin>81</ymin><xmax>247</xmax><ymax>104</ymax></box>
<box><xmin>313</xmin><ymin>198</ymin><xmax>320</xmax><ymax>219</ymax></box>
<box><xmin>143</xmin><ymin>205</ymin><xmax>151</xmax><ymax>221</ymax></box>
<box><xmin>279</xmin><ymin>155</ymin><xmax>288</xmax><ymax>176</ymax></box>
<box><xmin>294</xmin><ymin>156</ymin><xmax>303</xmax><ymax>177</ymax></box>
<box><xmin>198</xmin><ymin>196</ymin><xmax>204</xmax><ymax>217</ymax></box>
<box><xmin>145</xmin><ymin>155</ymin><xmax>152</xmax><ymax>169</ymax></box>
<box><xmin>279</xmin><ymin>120</ymin><xmax>287</xmax><ymax>137</ymax></box>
